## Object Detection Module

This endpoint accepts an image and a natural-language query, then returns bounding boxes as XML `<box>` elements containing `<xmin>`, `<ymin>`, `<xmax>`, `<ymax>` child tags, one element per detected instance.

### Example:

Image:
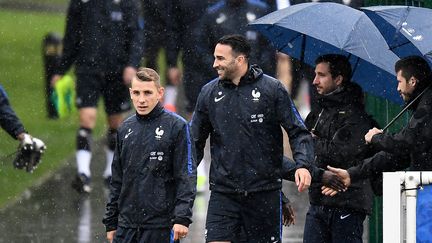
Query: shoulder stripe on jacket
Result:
<box><xmin>185</xmin><ymin>124</ymin><xmax>193</xmax><ymax>175</ymax></box>
<box><xmin>167</xmin><ymin>110</ymin><xmax>193</xmax><ymax>175</ymax></box>
<box><xmin>290</xmin><ymin>97</ymin><xmax>306</xmax><ymax>128</ymax></box>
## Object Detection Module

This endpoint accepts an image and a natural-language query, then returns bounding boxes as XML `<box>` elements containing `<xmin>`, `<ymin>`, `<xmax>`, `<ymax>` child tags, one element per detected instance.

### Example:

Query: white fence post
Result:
<box><xmin>383</xmin><ymin>171</ymin><xmax>432</xmax><ymax>243</ymax></box>
<box><xmin>383</xmin><ymin>172</ymin><xmax>404</xmax><ymax>243</ymax></box>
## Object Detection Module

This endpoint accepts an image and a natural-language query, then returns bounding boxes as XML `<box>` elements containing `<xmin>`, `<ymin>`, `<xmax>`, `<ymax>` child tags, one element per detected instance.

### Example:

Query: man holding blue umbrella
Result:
<box><xmin>325</xmin><ymin>56</ymin><xmax>432</xmax><ymax>188</ymax></box>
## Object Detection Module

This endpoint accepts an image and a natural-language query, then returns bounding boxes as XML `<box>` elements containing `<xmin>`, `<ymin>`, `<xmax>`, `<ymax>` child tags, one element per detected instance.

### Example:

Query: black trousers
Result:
<box><xmin>303</xmin><ymin>204</ymin><xmax>366</xmax><ymax>243</ymax></box>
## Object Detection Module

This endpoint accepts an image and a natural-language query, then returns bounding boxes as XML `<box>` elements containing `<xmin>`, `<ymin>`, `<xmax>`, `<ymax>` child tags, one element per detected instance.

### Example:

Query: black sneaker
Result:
<box><xmin>71</xmin><ymin>173</ymin><xmax>92</xmax><ymax>193</ymax></box>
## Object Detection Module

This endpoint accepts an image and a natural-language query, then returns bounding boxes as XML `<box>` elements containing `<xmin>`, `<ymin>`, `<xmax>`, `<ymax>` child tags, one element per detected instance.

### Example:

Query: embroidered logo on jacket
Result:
<box><xmin>214</xmin><ymin>91</ymin><xmax>225</xmax><ymax>103</ymax></box>
<box><xmin>252</xmin><ymin>88</ymin><xmax>261</xmax><ymax>102</ymax></box>
<box><xmin>155</xmin><ymin>127</ymin><xmax>164</xmax><ymax>140</ymax></box>
<box><xmin>150</xmin><ymin>151</ymin><xmax>164</xmax><ymax>161</ymax></box>
<box><xmin>250</xmin><ymin>113</ymin><xmax>264</xmax><ymax>123</ymax></box>
<box><xmin>124</xmin><ymin>128</ymin><xmax>133</xmax><ymax>139</ymax></box>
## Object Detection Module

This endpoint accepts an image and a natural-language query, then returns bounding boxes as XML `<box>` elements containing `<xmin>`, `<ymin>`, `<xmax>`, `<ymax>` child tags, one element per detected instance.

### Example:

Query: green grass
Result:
<box><xmin>0</xmin><ymin>0</ymin><xmax>68</xmax><ymax>7</ymax></box>
<box><xmin>0</xmin><ymin>9</ymin><xmax>106</xmax><ymax>208</ymax></box>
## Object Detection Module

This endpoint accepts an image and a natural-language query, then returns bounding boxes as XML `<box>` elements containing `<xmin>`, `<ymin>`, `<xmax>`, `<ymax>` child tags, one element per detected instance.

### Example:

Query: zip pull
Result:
<box><xmin>311</xmin><ymin>108</ymin><xmax>324</xmax><ymax>133</ymax></box>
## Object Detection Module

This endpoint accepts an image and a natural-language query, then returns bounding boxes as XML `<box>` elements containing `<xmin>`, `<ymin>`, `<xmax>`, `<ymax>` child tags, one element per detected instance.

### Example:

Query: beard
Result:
<box><xmin>216</xmin><ymin>60</ymin><xmax>236</xmax><ymax>80</ymax></box>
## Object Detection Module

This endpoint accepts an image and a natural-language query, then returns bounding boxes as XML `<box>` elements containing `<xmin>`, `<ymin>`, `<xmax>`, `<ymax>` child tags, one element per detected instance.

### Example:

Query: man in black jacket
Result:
<box><xmin>191</xmin><ymin>34</ymin><xmax>313</xmax><ymax>243</ymax></box>
<box><xmin>141</xmin><ymin>0</ymin><xmax>169</xmax><ymax>71</ymax></box>
<box><xmin>303</xmin><ymin>54</ymin><xmax>377</xmax><ymax>243</ymax></box>
<box><xmin>51</xmin><ymin>0</ymin><xmax>144</xmax><ymax>193</ymax></box>
<box><xmin>103</xmin><ymin>68</ymin><xmax>196</xmax><ymax>243</ymax></box>
<box><xmin>166</xmin><ymin>0</ymin><xmax>216</xmax><ymax>116</ymax></box>
<box><xmin>325</xmin><ymin>56</ymin><xmax>432</xmax><ymax>191</ymax></box>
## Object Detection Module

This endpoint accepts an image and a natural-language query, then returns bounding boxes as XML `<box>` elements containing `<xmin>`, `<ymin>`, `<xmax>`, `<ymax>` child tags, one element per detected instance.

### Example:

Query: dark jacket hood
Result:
<box><xmin>221</xmin><ymin>64</ymin><xmax>263</xmax><ymax>87</ymax></box>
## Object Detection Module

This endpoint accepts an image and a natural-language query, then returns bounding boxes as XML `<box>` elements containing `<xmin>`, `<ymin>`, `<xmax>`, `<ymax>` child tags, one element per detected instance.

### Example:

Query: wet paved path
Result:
<box><xmin>0</xmin><ymin>141</ymin><xmax>309</xmax><ymax>243</ymax></box>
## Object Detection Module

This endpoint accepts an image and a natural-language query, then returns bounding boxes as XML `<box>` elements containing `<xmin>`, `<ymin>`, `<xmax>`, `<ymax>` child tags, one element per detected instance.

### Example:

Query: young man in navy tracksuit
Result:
<box><xmin>103</xmin><ymin>68</ymin><xmax>197</xmax><ymax>243</ymax></box>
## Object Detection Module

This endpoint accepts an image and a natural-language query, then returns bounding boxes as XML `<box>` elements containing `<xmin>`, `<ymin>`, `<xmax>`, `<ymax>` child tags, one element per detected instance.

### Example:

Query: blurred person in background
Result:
<box><xmin>167</xmin><ymin>0</ymin><xmax>217</xmax><ymax>117</ymax></box>
<box><xmin>51</xmin><ymin>0</ymin><xmax>144</xmax><ymax>193</ymax></box>
<box><xmin>141</xmin><ymin>0</ymin><xmax>181</xmax><ymax>113</ymax></box>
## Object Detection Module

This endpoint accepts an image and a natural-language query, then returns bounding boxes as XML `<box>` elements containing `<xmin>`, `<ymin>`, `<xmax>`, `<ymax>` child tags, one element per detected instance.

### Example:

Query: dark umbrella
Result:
<box><xmin>362</xmin><ymin>5</ymin><xmax>432</xmax><ymax>66</ymax></box>
<box><xmin>250</xmin><ymin>2</ymin><xmax>401</xmax><ymax>104</ymax></box>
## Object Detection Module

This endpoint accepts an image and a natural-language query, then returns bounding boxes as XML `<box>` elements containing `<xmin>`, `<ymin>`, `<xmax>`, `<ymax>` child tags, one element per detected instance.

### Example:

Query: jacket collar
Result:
<box><xmin>220</xmin><ymin>64</ymin><xmax>264</xmax><ymax>87</ymax></box>
<box><xmin>407</xmin><ymin>85</ymin><xmax>432</xmax><ymax>110</ymax></box>
<box><xmin>136</xmin><ymin>102</ymin><xmax>164</xmax><ymax>121</ymax></box>
<box><xmin>316</xmin><ymin>81</ymin><xmax>365</xmax><ymax>110</ymax></box>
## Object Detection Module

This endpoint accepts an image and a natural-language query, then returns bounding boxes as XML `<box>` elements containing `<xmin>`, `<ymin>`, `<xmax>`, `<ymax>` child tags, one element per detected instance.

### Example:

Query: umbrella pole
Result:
<box><xmin>382</xmin><ymin>85</ymin><xmax>431</xmax><ymax>131</ymax></box>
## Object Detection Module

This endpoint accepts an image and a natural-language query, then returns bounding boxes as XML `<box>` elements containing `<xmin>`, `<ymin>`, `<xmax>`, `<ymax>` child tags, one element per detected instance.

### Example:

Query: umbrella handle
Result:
<box><xmin>382</xmin><ymin>85</ymin><xmax>431</xmax><ymax>131</ymax></box>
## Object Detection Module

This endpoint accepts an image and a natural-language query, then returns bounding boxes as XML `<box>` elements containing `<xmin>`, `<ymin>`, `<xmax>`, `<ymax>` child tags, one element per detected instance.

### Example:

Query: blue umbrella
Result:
<box><xmin>362</xmin><ymin>5</ymin><xmax>432</xmax><ymax>66</ymax></box>
<box><xmin>249</xmin><ymin>2</ymin><xmax>402</xmax><ymax>104</ymax></box>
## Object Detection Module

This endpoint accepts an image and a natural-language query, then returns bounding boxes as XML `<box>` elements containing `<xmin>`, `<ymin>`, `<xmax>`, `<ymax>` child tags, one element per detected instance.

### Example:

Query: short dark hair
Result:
<box><xmin>134</xmin><ymin>67</ymin><xmax>161</xmax><ymax>87</ymax></box>
<box><xmin>315</xmin><ymin>54</ymin><xmax>352</xmax><ymax>83</ymax></box>
<box><xmin>217</xmin><ymin>34</ymin><xmax>251</xmax><ymax>59</ymax></box>
<box><xmin>395</xmin><ymin>56</ymin><xmax>431</xmax><ymax>88</ymax></box>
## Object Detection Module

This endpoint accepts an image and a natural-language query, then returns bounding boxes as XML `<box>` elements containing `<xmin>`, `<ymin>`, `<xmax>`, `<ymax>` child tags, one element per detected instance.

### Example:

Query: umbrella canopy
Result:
<box><xmin>362</xmin><ymin>5</ymin><xmax>432</xmax><ymax>66</ymax></box>
<box><xmin>250</xmin><ymin>2</ymin><xmax>402</xmax><ymax>104</ymax></box>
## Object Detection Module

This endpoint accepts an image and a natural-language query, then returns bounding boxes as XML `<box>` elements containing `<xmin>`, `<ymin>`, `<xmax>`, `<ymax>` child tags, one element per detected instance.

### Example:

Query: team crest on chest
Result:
<box><xmin>155</xmin><ymin>126</ymin><xmax>164</xmax><ymax>140</ymax></box>
<box><xmin>252</xmin><ymin>88</ymin><xmax>261</xmax><ymax>102</ymax></box>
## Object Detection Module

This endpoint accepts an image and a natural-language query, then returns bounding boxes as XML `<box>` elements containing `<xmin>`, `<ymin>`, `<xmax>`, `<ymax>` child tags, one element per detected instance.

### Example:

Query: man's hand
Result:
<box><xmin>17</xmin><ymin>133</ymin><xmax>33</xmax><ymax>147</ymax></box>
<box><xmin>321</xmin><ymin>170</ymin><xmax>346</xmax><ymax>192</ymax></box>
<box><xmin>282</xmin><ymin>202</ymin><xmax>296</xmax><ymax>226</ymax></box>
<box><xmin>295</xmin><ymin>168</ymin><xmax>311</xmax><ymax>192</ymax></box>
<box><xmin>327</xmin><ymin>166</ymin><xmax>351</xmax><ymax>187</ymax></box>
<box><xmin>321</xmin><ymin>186</ymin><xmax>339</xmax><ymax>196</ymax></box>
<box><xmin>167</xmin><ymin>67</ymin><xmax>182</xmax><ymax>86</ymax></box>
<box><xmin>106</xmin><ymin>230</ymin><xmax>116</xmax><ymax>243</ymax></box>
<box><xmin>123</xmin><ymin>66</ymin><xmax>137</xmax><ymax>86</ymax></box>
<box><xmin>172</xmin><ymin>224</ymin><xmax>188</xmax><ymax>241</ymax></box>
<box><xmin>50</xmin><ymin>74</ymin><xmax>62</xmax><ymax>88</ymax></box>
<box><xmin>13</xmin><ymin>134</ymin><xmax>46</xmax><ymax>172</ymax></box>
<box><xmin>365</xmin><ymin>127</ymin><xmax>382</xmax><ymax>144</ymax></box>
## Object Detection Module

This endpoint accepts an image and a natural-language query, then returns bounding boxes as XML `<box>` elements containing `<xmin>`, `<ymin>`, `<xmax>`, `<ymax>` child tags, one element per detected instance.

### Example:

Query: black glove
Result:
<box><xmin>13</xmin><ymin>135</ymin><xmax>46</xmax><ymax>172</ymax></box>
